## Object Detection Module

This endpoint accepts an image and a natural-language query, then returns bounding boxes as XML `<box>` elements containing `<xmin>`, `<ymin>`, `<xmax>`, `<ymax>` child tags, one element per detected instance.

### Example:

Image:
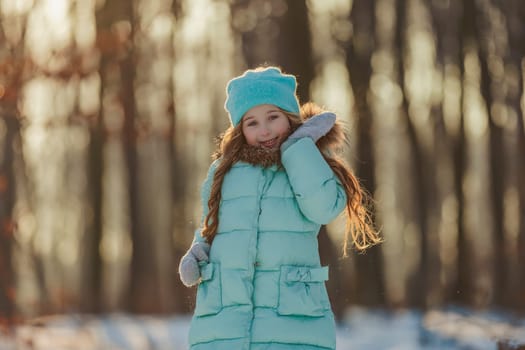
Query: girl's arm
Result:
<box><xmin>192</xmin><ymin>159</ymin><xmax>220</xmax><ymax>244</ymax></box>
<box><xmin>179</xmin><ymin>160</ymin><xmax>218</xmax><ymax>287</ymax></box>
<box><xmin>281</xmin><ymin>137</ymin><xmax>347</xmax><ymax>224</ymax></box>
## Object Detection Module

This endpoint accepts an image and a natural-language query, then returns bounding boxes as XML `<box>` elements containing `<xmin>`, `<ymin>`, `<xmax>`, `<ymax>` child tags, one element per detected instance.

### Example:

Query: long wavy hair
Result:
<box><xmin>201</xmin><ymin>103</ymin><xmax>381</xmax><ymax>254</ymax></box>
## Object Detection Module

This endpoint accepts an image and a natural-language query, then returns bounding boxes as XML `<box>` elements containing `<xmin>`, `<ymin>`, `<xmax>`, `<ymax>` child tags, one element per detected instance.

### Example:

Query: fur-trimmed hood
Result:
<box><xmin>237</xmin><ymin>102</ymin><xmax>346</xmax><ymax>168</ymax></box>
<box><xmin>238</xmin><ymin>144</ymin><xmax>282</xmax><ymax>168</ymax></box>
<box><xmin>299</xmin><ymin>102</ymin><xmax>346</xmax><ymax>156</ymax></box>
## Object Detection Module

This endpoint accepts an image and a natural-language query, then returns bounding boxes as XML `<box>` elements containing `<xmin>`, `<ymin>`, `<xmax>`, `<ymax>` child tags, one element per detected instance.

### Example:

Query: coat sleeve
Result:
<box><xmin>192</xmin><ymin>159</ymin><xmax>220</xmax><ymax>244</ymax></box>
<box><xmin>281</xmin><ymin>137</ymin><xmax>347</xmax><ymax>224</ymax></box>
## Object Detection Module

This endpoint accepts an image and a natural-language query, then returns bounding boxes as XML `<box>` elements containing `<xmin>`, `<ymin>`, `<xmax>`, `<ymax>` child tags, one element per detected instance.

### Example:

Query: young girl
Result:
<box><xmin>179</xmin><ymin>66</ymin><xmax>381</xmax><ymax>350</ymax></box>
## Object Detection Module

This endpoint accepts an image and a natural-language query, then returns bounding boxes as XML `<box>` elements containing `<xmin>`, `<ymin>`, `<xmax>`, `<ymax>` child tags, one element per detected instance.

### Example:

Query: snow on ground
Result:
<box><xmin>1</xmin><ymin>307</ymin><xmax>524</xmax><ymax>350</ymax></box>
<box><xmin>339</xmin><ymin>306</ymin><xmax>525</xmax><ymax>349</ymax></box>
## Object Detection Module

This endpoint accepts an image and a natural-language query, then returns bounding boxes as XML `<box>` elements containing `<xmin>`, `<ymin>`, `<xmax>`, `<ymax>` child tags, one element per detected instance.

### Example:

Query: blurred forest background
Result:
<box><xmin>0</xmin><ymin>0</ymin><xmax>524</xmax><ymax>327</ymax></box>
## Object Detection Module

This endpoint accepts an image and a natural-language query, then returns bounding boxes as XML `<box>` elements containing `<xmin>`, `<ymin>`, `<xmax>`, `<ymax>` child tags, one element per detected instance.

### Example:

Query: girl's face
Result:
<box><xmin>241</xmin><ymin>104</ymin><xmax>291</xmax><ymax>149</ymax></box>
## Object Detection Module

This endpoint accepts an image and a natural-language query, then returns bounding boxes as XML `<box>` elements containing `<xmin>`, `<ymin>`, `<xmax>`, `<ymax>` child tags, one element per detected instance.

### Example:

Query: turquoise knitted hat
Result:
<box><xmin>224</xmin><ymin>67</ymin><xmax>300</xmax><ymax>126</ymax></box>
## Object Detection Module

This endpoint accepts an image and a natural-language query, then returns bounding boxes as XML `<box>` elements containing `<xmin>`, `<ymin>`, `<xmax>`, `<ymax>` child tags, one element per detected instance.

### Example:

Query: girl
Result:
<box><xmin>179</xmin><ymin>66</ymin><xmax>381</xmax><ymax>350</ymax></box>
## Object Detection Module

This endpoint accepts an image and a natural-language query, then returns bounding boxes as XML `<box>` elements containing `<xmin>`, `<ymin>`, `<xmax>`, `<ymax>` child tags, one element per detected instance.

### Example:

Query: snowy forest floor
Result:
<box><xmin>1</xmin><ymin>306</ymin><xmax>525</xmax><ymax>350</ymax></box>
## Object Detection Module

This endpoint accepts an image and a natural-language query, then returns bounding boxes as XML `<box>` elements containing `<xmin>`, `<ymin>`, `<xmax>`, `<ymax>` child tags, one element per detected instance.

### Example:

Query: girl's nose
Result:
<box><xmin>260</xmin><ymin>125</ymin><xmax>271</xmax><ymax>136</ymax></box>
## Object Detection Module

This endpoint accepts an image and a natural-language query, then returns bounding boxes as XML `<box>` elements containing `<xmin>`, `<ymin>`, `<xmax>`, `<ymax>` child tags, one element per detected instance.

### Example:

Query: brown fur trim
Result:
<box><xmin>316</xmin><ymin>120</ymin><xmax>346</xmax><ymax>154</ymax></box>
<box><xmin>300</xmin><ymin>102</ymin><xmax>347</xmax><ymax>155</ymax></box>
<box><xmin>237</xmin><ymin>144</ymin><xmax>282</xmax><ymax>168</ymax></box>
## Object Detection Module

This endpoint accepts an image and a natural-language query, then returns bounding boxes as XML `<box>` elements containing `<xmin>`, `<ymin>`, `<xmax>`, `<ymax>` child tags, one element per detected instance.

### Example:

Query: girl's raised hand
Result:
<box><xmin>281</xmin><ymin>112</ymin><xmax>336</xmax><ymax>151</ymax></box>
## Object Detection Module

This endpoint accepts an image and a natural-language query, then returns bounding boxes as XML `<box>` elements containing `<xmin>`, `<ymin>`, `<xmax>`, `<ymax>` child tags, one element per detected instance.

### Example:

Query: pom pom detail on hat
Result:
<box><xmin>224</xmin><ymin>67</ymin><xmax>300</xmax><ymax>126</ymax></box>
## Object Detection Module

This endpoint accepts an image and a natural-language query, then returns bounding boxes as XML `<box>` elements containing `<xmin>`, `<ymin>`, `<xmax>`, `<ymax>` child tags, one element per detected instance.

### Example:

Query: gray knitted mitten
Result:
<box><xmin>178</xmin><ymin>242</ymin><xmax>210</xmax><ymax>287</ymax></box>
<box><xmin>281</xmin><ymin>112</ymin><xmax>336</xmax><ymax>151</ymax></box>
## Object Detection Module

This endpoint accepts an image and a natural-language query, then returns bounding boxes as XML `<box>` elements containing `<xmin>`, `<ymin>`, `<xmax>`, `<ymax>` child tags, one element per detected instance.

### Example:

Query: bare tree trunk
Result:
<box><xmin>345</xmin><ymin>0</ymin><xmax>385</xmax><ymax>307</ymax></box>
<box><xmin>95</xmin><ymin>0</ymin><xmax>146</xmax><ymax>312</ymax></box>
<box><xmin>428</xmin><ymin>0</ymin><xmax>464</xmax><ymax>306</ymax></box>
<box><xmin>169</xmin><ymin>0</ymin><xmax>191</xmax><ymax>315</ymax></box>
<box><xmin>502</xmin><ymin>0</ymin><xmax>525</xmax><ymax>311</ymax></box>
<box><xmin>395</xmin><ymin>0</ymin><xmax>428</xmax><ymax>308</ymax></box>
<box><xmin>473</xmin><ymin>0</ymin><xmax>508</xmax><ymax>308</ymax></box>
<box><xmin>273</xmin><ymin>0</ymin><xmax>313</xmax><ymax>102</ymax></box>
<box><xmin>498</xmin><ymin>0</ymin><xmax>525</xmax><ymax>310</ymax></box>
<box><xmin>0</xmin><ymin>8</ymin><xmax>29</xmax><ymax>323</ymax></box>
<box><xmin>133</xmin><ymin>0</ymin><xmax>177</xmax><ymax>313</ymax></box>
<box><xmin>456</xmin><ymin>0</ymin><xmax>495</xmax><ymax>308</ymax></box>
<box><xmin>84</xmin><ymin>11</ymin><xmax>106</xmax><ymax>312</ymax></box>
<box><xmin>518</xmin><ymin>86</ymin><xmax>525</xmax><ymax>311</ymax></box>
<box><xmin>447</xmin><ymin>0</ymin><xmax>468</xmax><ymax>308</ymax></box>
<box><xmin>83</xmin><ymin>81</ymin><xmax>104</xmax><ymax>313</ymax></box>
<box><xmin>230</xmin><ymin>0</ymin><xmax>313</xmax><ymax>101</ymax></box>
<box><xmin>118</xmin><ymin>9</ymin><xmax>145</xmax><ymax>313</ymax></box>
<box><xmin>0</xmin><ymin>114</ymin><xmax>19</xmax><ymax>326</ymax></box>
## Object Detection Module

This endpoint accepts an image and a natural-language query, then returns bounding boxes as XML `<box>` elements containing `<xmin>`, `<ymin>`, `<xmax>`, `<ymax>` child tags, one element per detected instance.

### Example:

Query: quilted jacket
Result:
<box><xmin>188</xmin><ymin>137</ymin><xmax>347</xmax><ymax>350</ymax></box>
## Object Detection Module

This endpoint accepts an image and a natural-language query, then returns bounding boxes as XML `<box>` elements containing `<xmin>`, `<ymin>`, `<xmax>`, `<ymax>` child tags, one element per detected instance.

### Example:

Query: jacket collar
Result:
<box><xmin>237</xmin><ymin>144</ymin><xmax>282</xmax><ymax>169</ymax></box>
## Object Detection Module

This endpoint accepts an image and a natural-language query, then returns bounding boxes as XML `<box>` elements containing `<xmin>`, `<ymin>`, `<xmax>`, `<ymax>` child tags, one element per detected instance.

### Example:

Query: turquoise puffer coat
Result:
<box><xmin>189</xmin><ymin>138</ymin><xmax>347</xmax><ymax>349</ymax></box>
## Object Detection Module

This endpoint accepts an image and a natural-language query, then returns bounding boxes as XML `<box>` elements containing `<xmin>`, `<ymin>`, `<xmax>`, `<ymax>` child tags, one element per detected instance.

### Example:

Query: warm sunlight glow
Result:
<box><xmin>370</xmin><ymin>72</ymin><xmax>403</xmax><ymax>109</ymax></box>
<box><xmin>100</xmin><ymin>230</ymin><xmax>132</xmax><ymax>263</ymax></box>
<box><xmin>406</xmin><ymin>33</ymin><xmax>436</xmax><ymax>99</ymax></box>
<box><xmin>311</xmin><ymin>59</ymin><xmax>354</xmax><ymax>120</ymax></box>
<box><xmin>307</xmin><ymin>0</ymin><xmax>352</xmax><ymax>16</ymax></box>
<box><xmin>25</xmin><ymin>0</ymin><xmax>73</xmax><ymax>68</ymax></box>
<box><xmin>464</xmin><ymin>51</ymin><xmax>489</xmax><ymax>138</ymax></box>
<box><xmin>308</xmin><ymin>0</ymin><xmax>355</xmax><ymax>167</ymax></box>
<box><xmin>442</xmin><ymin>64</ymin><xmax>462</xmax><ymax>137</ymax></box>
<box><xmin>74</xmin><ymin>0</ymin><xmax>97</xmax><ymax>50</ymax></box>
<box><xmin>79</xmin><ymin>73</ymin><xmax>101</xmax><ymax>116</ymax></box>
<box><xmin>149</xmin><ymin>13</ymin><xmax>173</xmax><ymax>41</ymax></box>
<box><xmin>58</xmin><ymin>238</ymin><xmax>78</xmax><ymax>266</ymax></box>
<box><xmin>16</xmin><ymin>212</ymin><xmax>37</xmax><ymax>246</ymax></box>
<box><xmin>0</xmin><ymin>0</ymin><xmax>34</xmax><ymax>15</ymax></box>
<box><xmin>43</xmin><ymin>0</ymin><xmax>68</xmax><ymax>23</ymax></box>
<box><xmin>21</xmin><ymin>77</ymin><xmax>55</xmax><ymax>125</ymax></box>
<box><xmin>180</xmin><ymin>0</ymin><xmax>213</xmax><ymax>43</ymax></box>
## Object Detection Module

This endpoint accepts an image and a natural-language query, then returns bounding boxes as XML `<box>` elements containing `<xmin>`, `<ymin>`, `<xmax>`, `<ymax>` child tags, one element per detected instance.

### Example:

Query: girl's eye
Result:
<box><xmin>246</xmin><ymin>121</ymin><xmax>257</xmax><ymax>127</ymax></box>
<box><xmin>269</xmin><ymin>114</ymin><xmax>280</xmax><ymax>120</ymax></box>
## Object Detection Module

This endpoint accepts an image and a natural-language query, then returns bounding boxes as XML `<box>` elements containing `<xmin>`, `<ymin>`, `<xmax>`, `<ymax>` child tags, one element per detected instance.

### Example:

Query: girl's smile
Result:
<box><xmin>241</xmin><ymin>104</ymin><xmax>291</xmax><ymax>149</ymax></box>
<box><xmin>259</xmin><ymin>136</ymin><xmax>279</xmax><ymax>148</ymax></box>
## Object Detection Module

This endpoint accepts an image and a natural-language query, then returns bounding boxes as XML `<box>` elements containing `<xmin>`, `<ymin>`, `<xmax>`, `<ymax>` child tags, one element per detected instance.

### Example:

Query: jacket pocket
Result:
<box><xmin>277</xmin><ymin>265</ymin><xmax>330</xmax><ymax>317</ymax></box>
<box><xmin>194</xmin><ymin>263</ymin><xmax>222</xmax><ymax>317</ymax></box>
